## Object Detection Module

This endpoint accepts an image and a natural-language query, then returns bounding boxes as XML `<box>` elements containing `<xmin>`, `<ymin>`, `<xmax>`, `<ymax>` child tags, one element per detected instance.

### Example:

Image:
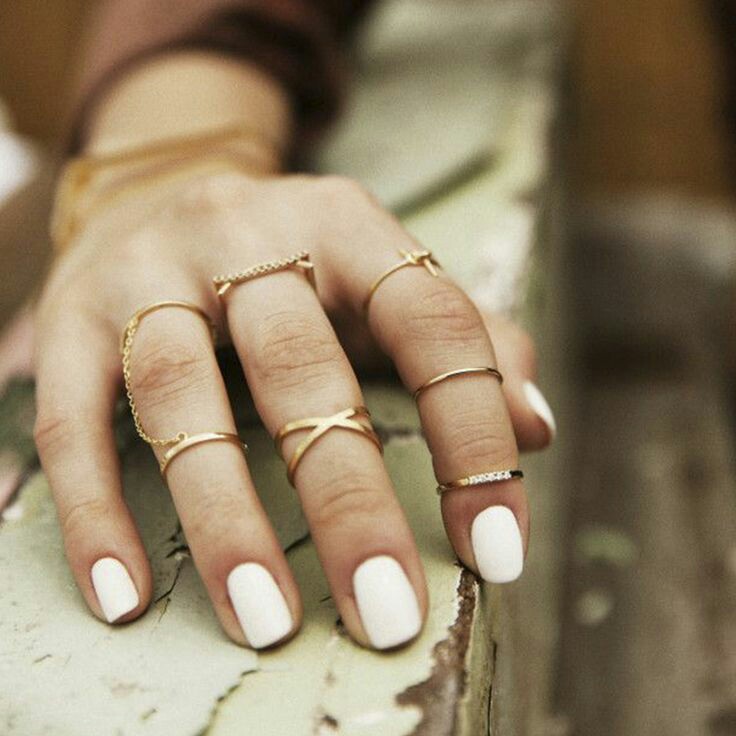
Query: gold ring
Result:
<box><xmin>364</xmin><ymin>249</ymin><xmax>441</xmax><ymax>312</ymax></box>
<box><xmin>213</xmin><ymin>251</ymin><xmax>316</xmax><ymax>299</ymax></box>
<box><xmin>160</xmin><ymin>432</ymin><xmax>249</xmax><ymax>477</ymax></box>
<box><xmin>121</xmin><ymin>300</ymin><xmax>218</xmax><ymax>448</ymax></box>
<box><xmin>413</xmin><ymin>366</ymin><xmax>503</xmax><ymax>400</ymax></box>
<box><xmin>437</xmin><ymin>469</ymin><xmax>523</xmax><ymax>495</ymax></box>
<box><xmin>275</xmin><ymin>406</ymin><xmax>382</xmax><ymax>486</ymax></box>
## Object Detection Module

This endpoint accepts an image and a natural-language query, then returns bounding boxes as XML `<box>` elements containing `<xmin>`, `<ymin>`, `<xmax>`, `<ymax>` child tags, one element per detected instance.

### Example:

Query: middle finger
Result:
<box><xmin>221</xmin><ymin>254</ymin><xmax>427</xmax><ymax>650</ymax></box>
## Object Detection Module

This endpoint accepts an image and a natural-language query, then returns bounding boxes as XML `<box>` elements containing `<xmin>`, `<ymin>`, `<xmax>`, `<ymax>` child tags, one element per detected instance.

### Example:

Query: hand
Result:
<box><xmin>34</xmin><ymin>170</ymin><xmax>556</xmax><ymax>649</ymax></box>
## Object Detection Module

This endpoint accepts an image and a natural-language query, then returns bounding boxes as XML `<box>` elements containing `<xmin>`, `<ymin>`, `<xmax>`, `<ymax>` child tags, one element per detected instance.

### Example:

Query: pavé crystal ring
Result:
<box><xmin>213</xmin><ymin>251</ymin><xmax>316</xmax><ymax>299</ymax></box>
<box><xmin>436</xmin><ymin>469</ymin><xmax>524</xmax><ymax>495</ymax></box>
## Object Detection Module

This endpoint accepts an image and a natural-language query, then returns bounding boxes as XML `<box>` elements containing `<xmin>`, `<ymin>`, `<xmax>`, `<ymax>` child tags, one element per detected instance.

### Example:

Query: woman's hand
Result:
<box><xmin>33</xmin><ymin>168</ymin><xmax>555</xmax><ymax>650</ymax></box>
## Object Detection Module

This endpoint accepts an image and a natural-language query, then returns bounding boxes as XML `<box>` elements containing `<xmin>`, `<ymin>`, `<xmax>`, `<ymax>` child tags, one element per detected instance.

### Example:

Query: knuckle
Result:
<box><xmin>34</xmin><ymin>412</ymin><xmax>73</xmax><ymax>455</ymax></box>
<box><xmin>405</xmin><ymin>283</ymin><xmax>486</xmax><ymax>344</ymax></box>
<box><xmin>312</xmin><ymin>175</ymin><xmax>374</xmax><ymax>209</ymax></box>
<box><xmin>444</xmin><ymin>409</ymin><xmax>517</xmax><ymax>468</ymax></box>
<box><xmin>34</xmin><ymin>411</ymin><xmax>92</xmax><ymax>458</ymax></box>
<box><xmin>252</xmin><ymin>311</ymin><xmax>344</xmax><ymax>391</ymax></box>
<box><xmin>174</xmin><ymin>172</ymin><xmax>254</xmax><ymax>217</ymax></box>
<box><xmin>312</xmin><ymin>474</ymin><xmax>389</xmax><ymax>530</ymax></box>
<box><xmin>131</xmin><ymin>338</ymin><xmax>210</xmax><ymax>406</ymax></box>
<box><xmin>33</xmin><ymin>404</ymin><xmax>110</xmax><ymax>461</ymax></box>
<box><xmin>60</xmin><ymin>496</ymin><xmax>111</xmax><ymax>539</ymax></box>
<box><xmin>186</xmin><ymin>488</ymin><xmax>246</xmax><ymax>539</ymax></box>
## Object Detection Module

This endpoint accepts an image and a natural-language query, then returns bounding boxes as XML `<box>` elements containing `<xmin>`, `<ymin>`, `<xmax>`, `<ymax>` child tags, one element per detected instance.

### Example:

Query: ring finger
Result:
<box><xmin>123</xmin><ymin>295</ymin><xmax>300</xmax><ymax>648</ymax></box>
<box><xmin>340</xmin><ymin>228</ymin><xmax>530</xmax><ymax>584</ymax></box>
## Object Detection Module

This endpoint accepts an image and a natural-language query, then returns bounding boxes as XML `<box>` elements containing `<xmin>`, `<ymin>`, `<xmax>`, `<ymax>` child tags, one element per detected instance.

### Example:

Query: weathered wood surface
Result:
<box><xmin>0</xmin><ymin>2</ymin><xmax>566</xmax><ymax>734</ymax></box>
<box><xmin>555</xmin><ymin>201</ymin><xmax>736</xmax><ymax>736</ymax></box>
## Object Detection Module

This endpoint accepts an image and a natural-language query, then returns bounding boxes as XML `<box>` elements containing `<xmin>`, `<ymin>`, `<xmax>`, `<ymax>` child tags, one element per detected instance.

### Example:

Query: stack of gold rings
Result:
<box><xmin>122</xmin><ymin>248</ymin><xmax>522</xmax><ymax>494</ymax></box>
<box><xmin>410</xmin><ymin>361</ymin><xmax>522</xmax><ymax>496</ymax></box>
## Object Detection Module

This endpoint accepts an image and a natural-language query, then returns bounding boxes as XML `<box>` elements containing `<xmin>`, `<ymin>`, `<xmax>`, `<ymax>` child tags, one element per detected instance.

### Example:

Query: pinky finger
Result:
<box><xmin>481</xmin><ymin>313</ymin><xmax>557</xmax><ymax>450</ymax></box>
<box><xmin>34</xmin><ymin>310</ymin><xmax>151</xmax><ymax>623</ymax></box>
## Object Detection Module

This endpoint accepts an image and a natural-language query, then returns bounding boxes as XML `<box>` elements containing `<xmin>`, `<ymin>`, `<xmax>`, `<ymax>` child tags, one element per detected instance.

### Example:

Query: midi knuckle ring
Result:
<box><xmin>274</xmin><ymin>406</ymin><xmax>383</xmax><ymax>486</ymax></box>
<box><xmin>412</xmin><ymin>366</ymin><xmax>503</xmax><ymax>400</ymax></box>
<box><xmin>120</xmin><ymin>300</ymin><xmax>248</xmax><ymax>480</ymax></box>
<box><xmin>364</xmin><ymin>248</ymin><xmax>441</xmax><ymax>313</ymax></box>
<box><xmin>212</xmin><ymin>250</ymin><xmax>316</xmax><ymax>299</ymax></box>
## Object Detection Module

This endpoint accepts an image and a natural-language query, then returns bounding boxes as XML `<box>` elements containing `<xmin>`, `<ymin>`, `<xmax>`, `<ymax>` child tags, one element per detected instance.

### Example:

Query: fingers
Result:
<box><xmin>332</xmin><ymin>215</ymin><xmax>532</xmax><ymax>583</ymax></box>
<box><xmin>34</xmin><ymin>309</ymin><xmax>151</xmax><ymax>623</ymax></box>
<box><xmin>223</xmin><ymin>265</ymin><xmax>426</xmax><ymax>649</ymax></box>
<box><xmin>481</xmin><ymin>312</ymin><xmax>557</xmax><ymax>449</ymax></box>
<box><xmin>124</xmin><ymin>303</ymin><xmax>300</xmax><ymax>648</ymax></box>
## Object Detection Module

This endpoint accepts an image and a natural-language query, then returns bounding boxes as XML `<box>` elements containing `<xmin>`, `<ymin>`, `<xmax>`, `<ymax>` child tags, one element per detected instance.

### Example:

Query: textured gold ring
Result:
<box><xmin>413</xmin><ymin>366</ymin><xmax>503</xmax><ymax>400</ymax></box>
<box><xmin>160</xmin><ymin>432</ymin><xmax>249</xmax><ymax>477</ymax></box>
<box><xmin>437</xmin><ymin>469</ymin><xmax>523</xmax><ymax>495</ymax></box>
<box><xmin>213</xmin><ymin>251</ymin><xmax>316</xmax><ymax>299</ymax></box>
<box><xmin>275</xmin><ymin>406</ymin><xmax>382</xmax><ymax>486</ymax></box>
<box><xmin>364</xmin><ymin>249</ymin><xmax>441</xmax><ymax>312</ymax></box>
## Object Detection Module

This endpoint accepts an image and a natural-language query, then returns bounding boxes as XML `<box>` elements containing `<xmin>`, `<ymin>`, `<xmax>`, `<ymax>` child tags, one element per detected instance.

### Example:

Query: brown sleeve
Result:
<box><xmin>70</xmin><ymin>0</ymin><xmax>376</xmax><ymax>152</ymax></box>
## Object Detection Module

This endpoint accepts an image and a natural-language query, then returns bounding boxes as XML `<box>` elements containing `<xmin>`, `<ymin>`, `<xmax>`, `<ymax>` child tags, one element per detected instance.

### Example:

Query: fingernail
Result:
<box><xmin>227</xmin><ymin>563</ymin><xmax>293</xmax><ymax>649</ymax></box>
<box><xmin>471</xmin><ymin>506</ymin><xmax>524</xmax><ymax>583</ymax></box>
<box><xmin>91</xmin><ymin>557</ymin><xmax>139</xmax><ymax>623</ymax></box>
<box><xmin>353</xmin><ymin>555</ymin><xmax>422</xmax><ymax>649</ymax></box>
<box><xmin>523</xmin><ymin>381</ymin><xmax>557</xmax><ymax>439</ymax></box>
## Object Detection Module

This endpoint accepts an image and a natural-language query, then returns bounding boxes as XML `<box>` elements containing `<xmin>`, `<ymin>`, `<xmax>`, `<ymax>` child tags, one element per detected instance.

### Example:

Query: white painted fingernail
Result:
<box><xmin>523</xmin><ymin>381</ymin><xmax>557</xmax><ymax>439</ymax></box>
<box><xmin>227</xmin><ymin>563</ymin><xmax>293</xmax><ymax>649</ymax></box>
<box><xmin>353</xmin><ymin>555</ymin><xmax>422</xmax><ymax>649</ymax></box>
<box><xmin>471</xmin><ymin>506</ymin><xmax>524</xmax><ymax>583</ymax></box>
<box><xmin>91</xmin><ymin>557</ymin><xmax>139</xmax><ymax>623</ymax></box>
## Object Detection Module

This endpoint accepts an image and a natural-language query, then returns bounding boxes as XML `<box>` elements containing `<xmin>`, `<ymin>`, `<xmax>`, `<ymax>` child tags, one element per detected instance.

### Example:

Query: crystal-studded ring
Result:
<box><xmin>213</xmin><ymin>251</ymin><xmax>315</xmax><ymax>299</ymax></box>
<box><xmin>436</xmin><ymin>469</ymin><xmax>524</xmax><ymax>495</ymax></box>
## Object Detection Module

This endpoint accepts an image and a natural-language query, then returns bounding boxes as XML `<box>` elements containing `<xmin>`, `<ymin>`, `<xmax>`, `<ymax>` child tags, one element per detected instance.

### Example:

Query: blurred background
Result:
<box><xmin>0</xmin><ymin>1</ymin><xmax>734</xmax><ymax>734</ymax></box>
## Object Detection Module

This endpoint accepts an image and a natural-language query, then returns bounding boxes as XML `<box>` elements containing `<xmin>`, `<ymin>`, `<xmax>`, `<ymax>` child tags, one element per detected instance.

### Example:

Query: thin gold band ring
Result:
<box><xmin>275</xmin><ymin>406</ymin><xmax>382</xmax><ymax>486</ymax></box>
<box><xmin>364</xmin><ymin>249</ymin><xmax>441</xmax><ymax>312</ymax></box>
<box><xmin>120</xmin><ymin>300</ymin><xmax>217</xmax><ymax>354</ymax></box>
<box><xmin>413</xmin><ymin>366</ymin><xmax>503</xmax><ymax>400</ymax></box>
<box><xmin>160</xmin><ymin>432</ymin><xmax>249</xmax><ymax>477</ymax></box>
<box><xmin>213</xmin><ymin>251</ymin><xmax>316</xmax><ymax>299</ymax></box>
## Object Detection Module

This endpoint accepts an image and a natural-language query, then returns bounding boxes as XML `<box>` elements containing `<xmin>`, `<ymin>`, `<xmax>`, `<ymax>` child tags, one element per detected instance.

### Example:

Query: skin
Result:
<box><xmin>28</xmin><ymin>51</ymin><xmax>552</xmax><ymax>649</ymax></box>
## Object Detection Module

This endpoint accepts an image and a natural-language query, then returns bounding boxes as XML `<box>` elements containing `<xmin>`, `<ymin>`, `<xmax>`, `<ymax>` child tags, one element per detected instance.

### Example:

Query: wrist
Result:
<box><xmin>83</xmin><ymin>51</ymin><xmax>294</xmax><ymax>163</ymax></box>
<box><xmin>54</xmin><ymin>52</ymin><xmax>294</xmax><ymax>253</ymax></box>
<box><xmin>52</xmin><ymin>127</ymin><xmax>279</xmax><ymax>252</ymax></box>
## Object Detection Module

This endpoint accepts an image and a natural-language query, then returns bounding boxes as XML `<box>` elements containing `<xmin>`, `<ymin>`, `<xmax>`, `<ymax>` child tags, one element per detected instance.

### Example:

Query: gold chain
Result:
<box><xmin>120</xmin><ymin>301</ymin><xmax>216</xmax><ymax>447</ymax></box>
